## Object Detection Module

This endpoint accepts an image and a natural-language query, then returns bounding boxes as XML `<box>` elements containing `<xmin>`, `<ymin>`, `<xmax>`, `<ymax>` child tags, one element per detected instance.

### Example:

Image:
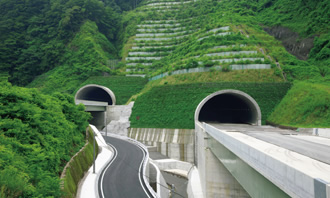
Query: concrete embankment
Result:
<box><xmin>128</xmin><ymin>128</ymin><xmax>194</xmax><ymax>163</ymax></box>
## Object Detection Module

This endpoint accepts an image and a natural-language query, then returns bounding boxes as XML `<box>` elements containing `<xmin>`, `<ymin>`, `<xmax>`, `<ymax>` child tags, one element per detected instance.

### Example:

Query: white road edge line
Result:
<box><xmin>136</xmin><ymin>144</ymin><xmax>152</xmax><ymax>198</ymax></box>
<box><xmin>100</xmin><ymin>143</ymin><xmax>118</xmax><ymax>198</ymax></box>
<box><xmin>105</xmin><ymin>134</ymin><xmax>157</xmax><ymax>198</ymax></box>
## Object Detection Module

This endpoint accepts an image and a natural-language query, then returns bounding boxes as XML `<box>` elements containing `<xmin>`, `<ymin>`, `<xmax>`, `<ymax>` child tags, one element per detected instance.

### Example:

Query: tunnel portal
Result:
<box><xmin>75</xmin><ymin>84</ymin><xmax>116</xmax><ymax>105</ymax></box>
<box><xmin>75</xmin><ymin>84</ymin><xmax>116</xmax><ymax>130</ymax></box>
<box><xmin>195</xmin><ymin>90</ymin><xmax>261</xmax><ymax>125</ymax></box>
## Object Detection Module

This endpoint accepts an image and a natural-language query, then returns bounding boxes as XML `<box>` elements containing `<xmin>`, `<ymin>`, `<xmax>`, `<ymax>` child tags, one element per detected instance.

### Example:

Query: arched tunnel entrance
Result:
<box><xmin>195</xmin><ymin>90</ymin><xmax>261</xmax><ymax>125</ymax></box>
<box><xmin>75</xmin><ymin>84</ymin><xmax>116</xmax><ymax>130</ymax></box>
<box><xmin>75</xmin><ymin>84</ymin><xmax>115</xmax><ymax>105</ymax></box>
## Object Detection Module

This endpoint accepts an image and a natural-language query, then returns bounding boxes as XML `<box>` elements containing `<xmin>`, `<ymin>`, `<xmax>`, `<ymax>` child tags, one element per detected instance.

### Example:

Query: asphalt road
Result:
<box><xmin>99</xmin><ymin>136</ymin><xmax>151</xmax><ymax>198</ymax></box>
<box><xmin>246</xmin><ymin>132</ymin><xmax>330</xmax><ymax>165</ymax></box>
<box><xmin>209</xmin><ymin>123</ymin><xmax>330</xmax><ymax>165</ymax></box>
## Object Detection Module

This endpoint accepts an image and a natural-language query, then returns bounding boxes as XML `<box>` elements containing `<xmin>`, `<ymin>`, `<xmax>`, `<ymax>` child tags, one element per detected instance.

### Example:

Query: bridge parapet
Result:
<box><xmin>203</xmin><ymin>123</ymin><xmax>330</xmax><ymax>198</ymax></box>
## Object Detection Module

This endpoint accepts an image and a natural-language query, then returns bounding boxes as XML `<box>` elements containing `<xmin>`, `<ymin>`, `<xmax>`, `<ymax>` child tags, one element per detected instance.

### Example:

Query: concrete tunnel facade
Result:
<box><xmin>75</xmin><ymin>84</ymin><xmax>116</xmax><ymax>129</ymax></box>
<box><xmin>75</xmin><ymin>84</ymin><xmax>116</xmax><ymax>105</ymax></box>
<box><xmin>195</xmin><ymin>89</ymin><xmax>262</xmax><ymax>126</ymax></box>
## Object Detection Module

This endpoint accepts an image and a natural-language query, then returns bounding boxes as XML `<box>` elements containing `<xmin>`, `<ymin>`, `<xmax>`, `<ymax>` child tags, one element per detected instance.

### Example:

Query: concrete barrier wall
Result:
<box><xmin>151</xmin><ymin>159</ymin><xmax>192</xmax><ymax>172</ymax></box>
<box><xmin>204</xmin><ymin>123</ymin><xmax>330</xmax><ymax>198</ymax></box>
<box><xmin>128</xmin><ymin>128</ymin><xmax>194</xmax><ymax>163</ymax></box>
<box><xmin>195</xmin><ymin>122</ymin><xmax>250</xmax><ymax>198</ymax></box>
<box><xmin>313</xmin><ymin>128</ymin><xmax>330</xmax><ymax>138</ymax></box>
<box><xmin>149</xmin><ymin>161</ymin><xmax>170</xmax><ymax>198</ymax></box>
<box><xmin>187</xmin><ymin>166</ymin><xmax>204</xmax><ymax>198</ymax></box>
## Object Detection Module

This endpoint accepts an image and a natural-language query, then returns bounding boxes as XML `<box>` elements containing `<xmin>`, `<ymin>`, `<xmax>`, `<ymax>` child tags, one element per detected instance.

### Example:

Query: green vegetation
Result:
<box><xmin>0</xmin><ymin>82</ymin><xmax>90</xmax><ymax>197</ymax></box>
<box><xmin>130</xmin><ymin>82</ymin><xmax>291</xmax><ymax>129</ymax></box>
<box><xmin>268</xmin><ymin>81</ymin><xmax>330</xmax><ymax>128</ymax></box>
<box><xmin>76</xmin><ymin>76</ymin><xmax>148</xmax><ymax>104</ymax></box>
<box><xmin>118</xmin><ymin>0</ymin><xmax>328</xmax><ymax>82</ymax></box>
<box><xmin>27</xmin><ymin>20</ymin><xmax>119</xmax><ymax>94</ymax></box>
<box><xmin>62</xmin><ymin>127</ymin><xmax>99</xmax><ymax>198</ymax></box>
<box><xmin>0</xmin><ymin>0</ymin><xmax>329</xmax><ymax>196</ymax></box>
<box><xmin>0</xmin><ymin>0</ymin><xmax>121</xmax><ymax>88</ymax></box>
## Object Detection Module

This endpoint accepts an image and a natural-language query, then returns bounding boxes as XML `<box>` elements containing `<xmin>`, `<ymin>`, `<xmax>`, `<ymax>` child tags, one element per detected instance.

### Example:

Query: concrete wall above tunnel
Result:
<box><xmin>75</xmin><ymin>84</ymin><xmax>116</xmax><ymax>106</ymax></box>
<box><xmin>195</xmin><ymin>89</ymin><xmax>261</xmax><ymax>126</ymax></box>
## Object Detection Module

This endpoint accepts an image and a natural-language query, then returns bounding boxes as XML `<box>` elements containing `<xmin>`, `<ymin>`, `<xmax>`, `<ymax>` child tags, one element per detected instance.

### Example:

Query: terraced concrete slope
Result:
<box><xmin>123</xmin><ymin>0</ymin><xmax>274</xmax><ymax>79</ymax></box>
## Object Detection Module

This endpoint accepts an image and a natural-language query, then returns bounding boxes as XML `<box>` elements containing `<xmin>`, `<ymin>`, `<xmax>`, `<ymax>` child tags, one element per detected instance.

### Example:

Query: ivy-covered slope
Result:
<box><xmin>0</xmin><ymin>82</ymin><xmax>90</xmax><ymax>197</ymax></box>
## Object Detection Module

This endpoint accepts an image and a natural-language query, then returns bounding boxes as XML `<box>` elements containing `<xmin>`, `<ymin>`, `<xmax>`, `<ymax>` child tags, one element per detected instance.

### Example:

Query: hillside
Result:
<box><xmin>0</xmin><ymin>0</ymin><xmax>121</xmax><ymax>88</ymax></box>
<box><xmin>0</xmin><ymin>82</ymin><xmax>90</xmax><ymax>197</ymax></box>
<box><xmin>118</xmin><ymin>0</ymin><xmax>329</xmax><ymax>81</ymax></box>
<box><xmin>130</xmin><ymin>82</ymin><xmax>291</xmax><ymax>128</ymax></box>
<box><xmin>0</xmin><ymin>0</ymin><xmax>329</xmax><ymax>196</ymax></box>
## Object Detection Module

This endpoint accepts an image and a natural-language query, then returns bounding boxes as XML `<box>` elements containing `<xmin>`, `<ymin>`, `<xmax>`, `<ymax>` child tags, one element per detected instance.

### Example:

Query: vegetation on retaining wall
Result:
<box><xmin>61</xmin><ymin>127</ymin><xmax>99</xmax><ymax>198</ymax></box>
<box><xmin>268</xmin><ymin>81</ymin><xmax>330</xmax><ymax>128</ymax></box>
<box><xmin>130</xmin><ymin>82</ymin><xmax>291</xmax><ymax>129</ymax></box>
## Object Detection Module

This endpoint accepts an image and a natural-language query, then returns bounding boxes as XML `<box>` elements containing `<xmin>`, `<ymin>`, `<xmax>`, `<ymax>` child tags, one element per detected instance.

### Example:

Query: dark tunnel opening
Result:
<box><xmin>76</xmin><ymin>87</ymin><xmax>113</xmax><ymax>105</ymax></box>
<box><xmin>90</xmin><ymin>111</ymin><xmax>105</xmax><ymax>130</ymax></box>
<box><xmin>198</xmin><ymin>93</ymin><xmax>257</xmax><ymax>125</ymax></box>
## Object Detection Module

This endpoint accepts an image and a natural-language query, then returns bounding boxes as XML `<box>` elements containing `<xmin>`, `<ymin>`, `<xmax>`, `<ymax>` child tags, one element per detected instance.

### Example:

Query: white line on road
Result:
<box><xmin>100</xmin><ymin>143</ymin><xmax>118</xmax><ymax>198</ymax></box>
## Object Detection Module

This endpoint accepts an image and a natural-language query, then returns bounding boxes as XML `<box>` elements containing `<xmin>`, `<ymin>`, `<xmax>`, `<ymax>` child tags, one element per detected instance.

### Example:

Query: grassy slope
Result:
<box><xmin>126</xmin><ymin>0</ymin><xmax>329</xmax><ymax>128</ymax></box>
<box><xmin>28</xmin><ymin>20</ymin><xmax>117</xmax><ymax>94</ymax></box>
<box><xmin>130</xmin><ymin>82</ymin><xmax>291</xmax><ymax>129</ymax></box>
<box><xmin>75</xmin><ymin>76</ymin><xmax>148</xmax><ymax>105</ymax></box>
<box><xmin>268</xmin><ymin>81</ymin><xmax>330</xmax><ymax>128</ymax></box>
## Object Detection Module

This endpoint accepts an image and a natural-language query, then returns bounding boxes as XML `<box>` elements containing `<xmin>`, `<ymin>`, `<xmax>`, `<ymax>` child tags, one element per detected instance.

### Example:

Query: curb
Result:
<box><xmin>76</xmin><ymin>125</ymin><xmax>114</xmax><ymax>198</ymax></box>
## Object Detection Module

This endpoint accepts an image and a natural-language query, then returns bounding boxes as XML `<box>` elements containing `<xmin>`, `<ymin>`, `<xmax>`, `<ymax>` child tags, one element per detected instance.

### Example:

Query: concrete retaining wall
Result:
<box><xmin>128</xmin><ymin>52</ymin><xmax>157</xmax><ymax>55</ymax></box>
<box><xmin>199</xmin><ymin>57</ymin><xmax>264</xmax><ymax>64</ymax></box>
<box><xmin>136</xmin><ymin>31</ymin><xmax>188</xmax><ymax>37</ymax></box>
<box><xmin>231</xmin><ymin>64</ymin><xmax>271</xmax><ymax>70</ymax></box>
<box><xmin>206</xmin><ymin>26</ymin><xmax>230</xmax><ymax>33</ymax></box>
<box><xmin>132</xmin><ymin>45</ymin><xmax>173</xmax><ymax>50</ymax></box>
<box><xmin>104</xmin><ymin>102</ymin><xmax>134</xmax><ymax>136</ymax></box>
<box><xmin>204</xmin><ymin>50</ymin><xmax>257</xmax><ymax>57</ymax></box>
<box><xmin>197</xmin><ymin>32</ymin><xmax>231</xmax><ymax>41</ymax></box>
<box><xmin>137</xmin><ymin>23</ymin><xmax>181</xmax><ymax>28</ymax></box>
<box><xmin>149</xmin><ymin>66</ymin><xmax>222</xmax><ymax>81</ymax></box>
<box><xmin>126</xmin><ymin>56</ymin><xmax>162</xmax><ymax>61</ymax></box>
<box><xmin>128</xmin><ymin>128</ymin><xmax>194</xmax><ymax>163</ymax></box>
<box><xmin>137</xmin><ymin>27</ymin><xmax>184</xmax><ymax>32</ymax></box>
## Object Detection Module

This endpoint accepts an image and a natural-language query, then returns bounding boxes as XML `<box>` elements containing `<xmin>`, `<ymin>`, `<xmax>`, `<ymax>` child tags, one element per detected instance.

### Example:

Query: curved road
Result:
<box><xmin>98</xmin><ymin>136</ymin><xmax>152</xmax><ymax>198</ymax></box>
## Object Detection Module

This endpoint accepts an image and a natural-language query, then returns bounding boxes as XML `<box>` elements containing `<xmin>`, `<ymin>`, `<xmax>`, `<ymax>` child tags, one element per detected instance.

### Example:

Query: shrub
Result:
<box><xmin>0</xmin><ymin>82</ymin><xmax>90</xmax><ymax>197</ymax></box>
